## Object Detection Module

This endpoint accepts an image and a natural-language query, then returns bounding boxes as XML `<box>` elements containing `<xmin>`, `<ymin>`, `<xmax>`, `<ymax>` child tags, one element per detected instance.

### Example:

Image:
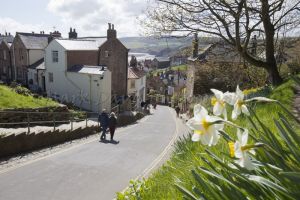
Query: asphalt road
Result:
<box><xmin>0</xmin><ymin>106</ymin><xmax>178</xmax><ymax>200</ymax></box>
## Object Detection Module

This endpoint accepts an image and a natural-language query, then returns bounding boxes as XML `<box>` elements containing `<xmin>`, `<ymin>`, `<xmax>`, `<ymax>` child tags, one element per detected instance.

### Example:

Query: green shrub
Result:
<box><xmin>287</xmin><ymin>61</ymin><xmax>300</xmax><ymax>75</ymax></box>
<box><xmin>13</xmin><ymin>86</ymin><xmax>32</xmax><ymax>96</ymax></box>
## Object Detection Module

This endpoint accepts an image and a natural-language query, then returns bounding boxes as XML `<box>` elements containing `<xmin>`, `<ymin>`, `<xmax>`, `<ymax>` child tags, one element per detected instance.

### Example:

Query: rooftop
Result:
<box><xmin>68</xmin><ymin>65</ymin><xmax>107</xmax><ymax>75</ymax></box>
<box><xmin>56</xmin><ymin>39</ymin><xmax>101</xmax><ymax>50</ymax></box>
<box><xmin>29</xmin><ymin>58</ymin><xmax>45</xmax><ymax>70</ymax></box>
<box><xmin>154</xmin><ymin>57</ymin><xmax>170</xmax><ymax>62</ymax></box>
<box><xmin>0</xmin><ymin>35</ymin><xmax>14</xmax><ymax>44</ymax></box>
<box><xmin>18</xmin><ymin>32</ymin><xmax>50</xmax><ymax>50</ymax></box>
<box><xmin>128</xmin><ymin>67</ymin><xmax>146</xmax><ymax>79</ymax></box>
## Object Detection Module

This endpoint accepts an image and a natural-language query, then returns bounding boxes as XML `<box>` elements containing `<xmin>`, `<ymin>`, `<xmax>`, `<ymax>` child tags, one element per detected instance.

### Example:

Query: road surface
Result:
<box><xmin>0</xmin><ymin>106</ymin><xmax>179</xmax><ymax>200</ymax></box>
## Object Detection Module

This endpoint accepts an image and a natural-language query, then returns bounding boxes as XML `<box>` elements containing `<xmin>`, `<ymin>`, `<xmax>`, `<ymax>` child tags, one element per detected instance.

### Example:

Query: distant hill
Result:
<box><xmin>120</xmin><ymin>36</ymin><xmax>218</xmax><ymax>57</ymax></box>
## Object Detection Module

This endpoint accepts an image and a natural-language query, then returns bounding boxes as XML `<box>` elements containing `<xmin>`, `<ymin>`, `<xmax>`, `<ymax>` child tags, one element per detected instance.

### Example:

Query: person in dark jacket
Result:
<box><xmin>109</xmin><ymin>112</ymin><xmax>118</xmax><ymax>141</ymax></box>
<box><xmin>98</xmin><ymin>109</ymin><xmax>109</xmax><ymax>140</ymax></box>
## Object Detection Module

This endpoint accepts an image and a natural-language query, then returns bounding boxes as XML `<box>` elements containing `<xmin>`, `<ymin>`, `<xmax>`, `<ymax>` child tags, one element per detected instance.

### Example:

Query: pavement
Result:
<box><xmin>0</xmin><ymin>105</ymin><xmax>189</xmax><ymax>200</ymax></box>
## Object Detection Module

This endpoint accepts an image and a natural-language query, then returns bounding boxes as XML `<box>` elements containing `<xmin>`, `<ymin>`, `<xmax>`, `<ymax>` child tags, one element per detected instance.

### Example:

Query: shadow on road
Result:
<box><xmin>99</xmin><ymin>139</ymin><xmax>120</xmax><ymax>145</ymax></box>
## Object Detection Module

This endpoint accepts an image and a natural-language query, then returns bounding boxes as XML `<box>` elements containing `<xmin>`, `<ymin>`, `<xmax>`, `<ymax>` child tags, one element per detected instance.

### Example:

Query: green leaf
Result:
<box><xmin>274</xmin><ymin>119</ymin><xmax>300</xmax><ymax>162</ymax></box>
<box><xmin>279</xmin><ymin>172</ymin><xmax>300</xmax><ymax>183</ymax></box>
<box><xmin>278</xmin><ymin>113</ymin><xmax>300</xmax><ymax>145</ymax></box>
<box><xmin>175</xmin><ymin>183</ymin><xmax>199</xmax><ymax>200</ymax></box>
<box><xmin>248</xmin><ymin>175</ymin><xmax>288</xmax><ymax>193</ymax></box>
<box><xmin>198</xmin><ymin>167</ymin><xmax>239</xmax><ymax>190</ymax></box>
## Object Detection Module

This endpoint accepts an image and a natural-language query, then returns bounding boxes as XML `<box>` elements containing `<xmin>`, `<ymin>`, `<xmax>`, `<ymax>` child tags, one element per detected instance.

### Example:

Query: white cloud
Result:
<box><xmin>0</xmin><ymin>17</ymin><xmax>51</xmax><ymax>35</ymax></box>
<box><xmin>47</xmin><ymin>0</ymin><xmax>149</xmax><ymax>37</ymax></box>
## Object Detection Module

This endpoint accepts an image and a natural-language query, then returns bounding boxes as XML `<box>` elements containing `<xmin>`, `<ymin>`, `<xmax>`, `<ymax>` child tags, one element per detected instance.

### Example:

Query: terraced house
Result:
<box><xmin>0</xmin><ymin>32</ymin><xmax>14</xmax><ymax>82</ymax></box>
<box><xmin>10</xmin><ymin>32</ymin><xmax>56</xmax><ymax>85</ymax></box>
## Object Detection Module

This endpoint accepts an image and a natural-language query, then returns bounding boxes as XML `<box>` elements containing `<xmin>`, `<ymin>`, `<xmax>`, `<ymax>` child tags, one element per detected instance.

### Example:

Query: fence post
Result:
<box><xmin>85</xmin><ymin>112</ymin><xmax>88</xmax><ymax>128</ymax></box>
<box><xmin>71</xmin><ymin>113</ymin><xmax>73</xmax><ymax>131</ymax></box>
<box><xmin>53</xmin><ymin>112</ymin><xmax>56</xmax><ymax>131</ymax></box>
<box><xmin>27</xmin><ymin>113</ymin><xmax>30</xmax><ymax>134</ymax></box>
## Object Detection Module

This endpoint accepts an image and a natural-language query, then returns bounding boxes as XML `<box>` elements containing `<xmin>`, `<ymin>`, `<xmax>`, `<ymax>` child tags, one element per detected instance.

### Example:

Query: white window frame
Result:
<box><xmin>52</xmin><ymin>51</ymin><xmax>58</xmax><ymax>63</ymax></box>
<box><xmin>105</xmin><ymin>50</ymin><xmax>109</xmax><ymax>57</ymax></box>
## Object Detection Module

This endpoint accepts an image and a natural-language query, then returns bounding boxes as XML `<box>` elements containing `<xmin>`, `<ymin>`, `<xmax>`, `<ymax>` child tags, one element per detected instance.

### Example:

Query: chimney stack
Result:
<box><xmin>107</xmin><ymin>23</ymin><xmax>116</xmax><ymax>40</ymax></box>
<box><xmin>69</xmin><ymin>27</ymin><xmax>77</xmax><ymax>39</ymax></box>
<box><xmin>192</xmin><ymin>32</ymin><xmax>199</xmax><ymax>58</ymax></box>
<box><xmin>49</xmin><ymin>30</ymin><xmax>62</xmax><ymax>44</ymax></box>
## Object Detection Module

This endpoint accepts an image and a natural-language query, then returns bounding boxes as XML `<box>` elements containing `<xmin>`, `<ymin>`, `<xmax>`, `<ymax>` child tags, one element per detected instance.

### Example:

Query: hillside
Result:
<box><xmin>0</xmin><ymin>85</ymin><xmax>58</xmax><ymax>109</ymax></box>
<box><xmin>120</xmin><ymin>36</ymin><xmax>218</xmax><ymax>56</ymax></box>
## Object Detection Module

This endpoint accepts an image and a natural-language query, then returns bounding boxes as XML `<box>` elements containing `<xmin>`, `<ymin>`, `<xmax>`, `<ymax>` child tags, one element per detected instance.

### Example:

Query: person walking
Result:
<box><xmin>175</xmin><ymin>105</ymin><xmax>180</xmax><ymax>118</ymax></box>
<box><xmin>109</xmin><ymin>112</ymin><xmax>118</xmax><ymax>141</ymax></box>
<box><xmin>98</xmin><ymin>109</ymin><xmax>109</xmax><ymax>141</ymax></box>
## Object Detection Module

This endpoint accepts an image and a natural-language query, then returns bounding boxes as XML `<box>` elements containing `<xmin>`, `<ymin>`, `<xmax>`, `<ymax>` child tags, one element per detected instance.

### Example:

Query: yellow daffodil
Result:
<box><xmin>229</xmin><ymin>129</ymin><xmax>256</xmax><ymax>170</ymax></box>
<box><xmin>187</xmin><ymin>104</ymin><xmax>224</xmax><ymax>146</ymax></box>
<box><xmin>232</xmin><ymin>86</ymin><xmax>250</xmax><ymax>120</ymax></box>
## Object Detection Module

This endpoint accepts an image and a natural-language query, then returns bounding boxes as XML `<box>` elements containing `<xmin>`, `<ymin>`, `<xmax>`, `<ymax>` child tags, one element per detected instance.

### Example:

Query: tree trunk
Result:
<box><xmin>266</xmin><ymin>63</ymin><xmax>283</xmax><ymax>85</ymax></box>
<box><xmin>261</xmin><ymin>0</ymin><xmax>283</xmax><ymax>85</ymax></box>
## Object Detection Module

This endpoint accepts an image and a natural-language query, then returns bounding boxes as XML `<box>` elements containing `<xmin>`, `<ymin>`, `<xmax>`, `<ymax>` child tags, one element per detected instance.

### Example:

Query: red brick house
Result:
<box><xmin>98</xmin><ymin>23</ymin><xmax>129</xmax><ymax>97</ymax></box>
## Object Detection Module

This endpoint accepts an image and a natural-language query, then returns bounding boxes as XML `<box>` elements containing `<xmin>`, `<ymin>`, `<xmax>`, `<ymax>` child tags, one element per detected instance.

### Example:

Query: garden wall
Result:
<box><xmin>0</xmin><ymin>105</ymin><xmax>69</xmax><ymax>128</ymax></box>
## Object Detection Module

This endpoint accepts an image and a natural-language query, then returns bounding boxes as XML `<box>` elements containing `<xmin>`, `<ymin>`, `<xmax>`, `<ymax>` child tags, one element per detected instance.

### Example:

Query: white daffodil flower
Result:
<box><xmin>186</xmin><ymin>104</ymin><xmax>224</xmax><ymax>146</ymax></box>
<box><xmin>232</xmin><ymin>86</ymin><xmax>250</xmax><ymax>120</ymax></box>
<box><xmin>228</xmin><ymin>129</ymin><xmax>256</xmax><ymax>170</ymax></box>
<box><xmin>210</xmin><ymin>89</ymin><xmax>228</xmax><ymax>119</ymax></box>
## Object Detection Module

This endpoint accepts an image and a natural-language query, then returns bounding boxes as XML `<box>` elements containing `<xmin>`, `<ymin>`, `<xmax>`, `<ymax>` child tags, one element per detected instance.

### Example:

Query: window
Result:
<box><xmin>48</xmin><ymin>72</ymin><xmax>53</xmax><ymax>82</ymax></box>
<box><xmin>3</xmin><ymin>50</ymin><xmax>6</xmax><ymax>60</ymax></box>
<box><xmin>105</xmin><ymin>50</ymin><xmax>109</xmax><ymax>57</ymax></box>
<box><xmin>130</xmin><ymin>80</ymin><xmax>135</xmax><ymax>89</ymax></box>
<box><xmin>52</xmin><ymin>51</ymin><xmax>58</xmax><ymax>62</ymax></box>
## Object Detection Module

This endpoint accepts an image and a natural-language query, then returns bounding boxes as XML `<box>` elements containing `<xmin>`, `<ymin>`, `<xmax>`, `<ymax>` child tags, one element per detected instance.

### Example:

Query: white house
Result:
<box><xmin>127</xmin><ymin>67</ymin><xmax>146</xmax><ymax>109</ymax></box>
<box><xmin>45</xmin><ymin>39</ymin><xmax>111</xmax><ymax>112</ymax></box>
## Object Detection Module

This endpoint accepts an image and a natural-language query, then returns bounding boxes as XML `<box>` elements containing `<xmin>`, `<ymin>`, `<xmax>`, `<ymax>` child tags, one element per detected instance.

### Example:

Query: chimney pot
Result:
<box><xmin>73</xmin><ymin>28</ymin><xmax>76</xmax><ymax>33</ymax></box>
<box><xmin>5</xmin><ymin>32</ymin><xmax>7</xmax><ymax>36</ymax></box>
<box><xmin>112</xmin><ymin>24</ymin><xmax>114</xmax><ymax>30</ymax></box>
<box><xmin>108</xmin><ymin>23</ymin><xmax>111</xmax><ymax>30</ymax></box>
<box><xmin>70</xmin><ymin>27</ymin><xmax>72</xmax><ymax>32</ymax></box>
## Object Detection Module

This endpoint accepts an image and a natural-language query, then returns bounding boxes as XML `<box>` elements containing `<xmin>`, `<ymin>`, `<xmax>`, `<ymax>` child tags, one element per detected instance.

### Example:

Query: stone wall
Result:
<box><xmin>0</xmin><ymin>105</ymin><xmax>70</xmax><ymax>128</ymax></box>
<box><xmin>117</xmin><ymin>112</ymin><xmax>144</xmax><ymax>127</ymax></box>
<box><xmin>66</xmin><ymin>51</ymin><xmax>98</xmax><ymax>70</ymax></box>
<box><xmin>0</xmin><ymin>126</ymin><xmax>98</xmax><ymax>159</ymax></box>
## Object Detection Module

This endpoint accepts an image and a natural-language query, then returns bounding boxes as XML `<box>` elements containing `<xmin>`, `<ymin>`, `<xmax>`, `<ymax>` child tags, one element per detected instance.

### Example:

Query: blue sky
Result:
<box><xmin>0</xmin><ymin>0</ymin><xmax>148</xmax><ymax>37</ymax></box>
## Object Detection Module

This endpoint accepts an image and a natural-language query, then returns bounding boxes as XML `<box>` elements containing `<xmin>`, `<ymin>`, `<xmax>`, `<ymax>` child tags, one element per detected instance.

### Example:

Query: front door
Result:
<box><xmin>42</xmin><ymin>76</ymin><xmax>46</xmax><ymax>92</ymax></box>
